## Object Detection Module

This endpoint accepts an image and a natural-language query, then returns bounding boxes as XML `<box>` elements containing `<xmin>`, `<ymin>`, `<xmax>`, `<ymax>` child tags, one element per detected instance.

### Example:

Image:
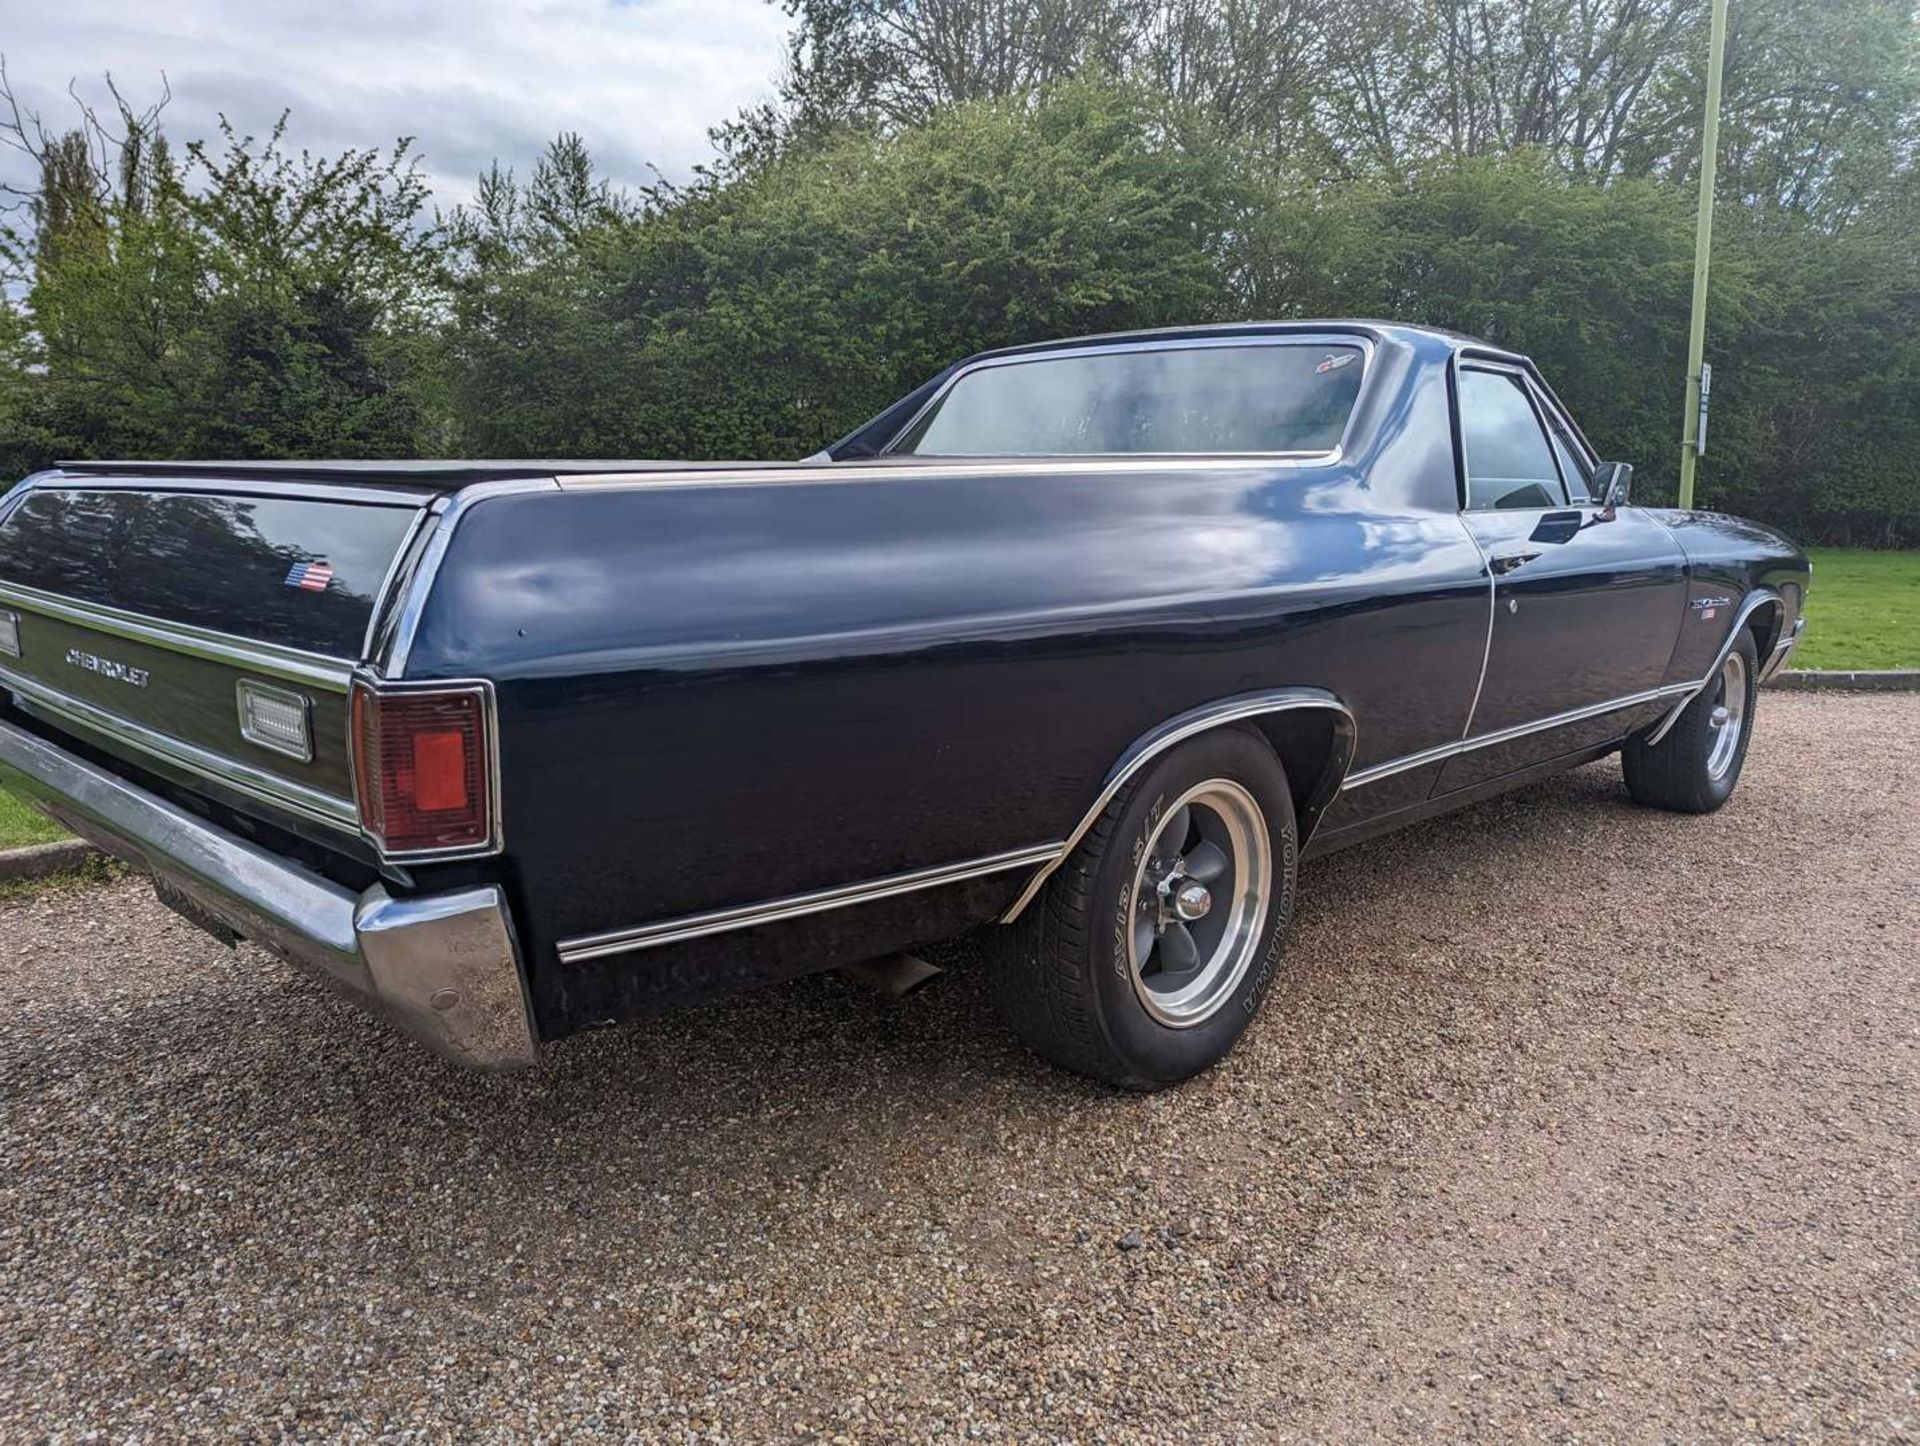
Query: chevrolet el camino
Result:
<box><xmin>0</xmin><ymin>323</ymin><xmax>1809</xmax><ymax>1087</ymax></box>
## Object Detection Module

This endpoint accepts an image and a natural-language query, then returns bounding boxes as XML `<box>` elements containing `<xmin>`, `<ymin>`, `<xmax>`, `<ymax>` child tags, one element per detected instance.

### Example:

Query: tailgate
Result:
<box><xmin>0</xmin><ymin>477</ymin><xmax>431</xmax><ymax>836</ymax></box>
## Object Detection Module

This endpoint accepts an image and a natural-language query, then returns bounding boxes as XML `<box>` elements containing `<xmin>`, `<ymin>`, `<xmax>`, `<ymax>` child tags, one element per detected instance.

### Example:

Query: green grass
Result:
<box><xmin>0</xmin><ymin>787</ymin><xmax>67</xmax><ymax>850</ymax></box>
<box><xmin>1796</xmin><ymin>548</ymin><xmax>1920</xmax><ymax>671</ymax></box>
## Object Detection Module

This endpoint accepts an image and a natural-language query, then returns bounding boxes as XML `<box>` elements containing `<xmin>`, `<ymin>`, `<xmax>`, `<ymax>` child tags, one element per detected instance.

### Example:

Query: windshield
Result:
<box><xmin>891</xmin><ymin>342</ymin><xmax>1365</xmax><ymax>457</ymax></box>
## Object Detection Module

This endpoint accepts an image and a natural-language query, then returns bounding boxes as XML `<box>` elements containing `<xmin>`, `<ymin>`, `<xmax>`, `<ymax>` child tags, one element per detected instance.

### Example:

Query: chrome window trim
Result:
<box><xmin>347</xmin><ymin>672</ymin><xmax>506</xmax><ymax>863</ymax></box>
<box><xmin>361</xmin><ymin>504</ymin><xmax>436</xmax><ymax>663</ymax></box>
<box><xmin>1001</xmin><ymin>688</ymin><xmax>1357</xmax><ymax>924</ymax></box>
<box><xmin>881</xmin><ymin>333</ymin><xmax>1378</xmax><ymax>462</ymax></box>
<box><xmin>558</xmin><ymin>843</ymin><xmax>1065</xmax><ymax>965</ymax></box>
<box><xmin>1454</xmin><ymin>358</ymin><xmax>1574</xmax><ymax>512</ymax></box>
<box><xmin>0</xmin><ymin>578</ymin><xmax>355</xmax><ymax>693</ymax></box>
<box><xmin>1341</xmin><ymin>681</ymin><xmax>1698</xmax><ymax>791</ymax></box>
<box><xmin>0</xmin><ymin>659</ymin><xmax>359</xmax><ymax>830</ymax></box>
<box><xmin>1643</xmin><ymin>589</ymin><xmax>1781</xmax><ymax>747</ymax></box>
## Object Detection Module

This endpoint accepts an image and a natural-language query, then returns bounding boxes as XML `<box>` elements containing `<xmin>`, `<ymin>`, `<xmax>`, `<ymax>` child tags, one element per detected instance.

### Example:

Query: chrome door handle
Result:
<box><xmin>1489</xmin><ymin>550</ymin><xmax>1541</xmax><ymax>576</ymax></box>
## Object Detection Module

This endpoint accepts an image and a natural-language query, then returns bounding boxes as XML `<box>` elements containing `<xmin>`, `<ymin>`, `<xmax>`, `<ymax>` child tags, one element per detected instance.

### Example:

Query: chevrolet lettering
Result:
<box><xmin>64</xmin><ymin>648</ymin><xmax>150</xmax><ymax>688</ymax></box>
<box><xmin>0</xmin><ymin>323</ymin><xmax>1809</xmax><ymax>1083</ymax></box>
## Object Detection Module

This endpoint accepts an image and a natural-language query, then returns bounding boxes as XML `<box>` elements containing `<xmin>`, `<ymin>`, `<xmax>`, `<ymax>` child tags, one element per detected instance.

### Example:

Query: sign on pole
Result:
<box><xmin>1696</xmin><ymin>362</ymin><xmax>1712</xmax><ymax>456</ymax></box>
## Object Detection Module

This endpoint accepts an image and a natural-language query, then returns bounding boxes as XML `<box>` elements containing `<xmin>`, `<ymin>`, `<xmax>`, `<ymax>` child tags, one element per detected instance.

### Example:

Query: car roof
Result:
<box><xmin>952</xmin><ymin>320</ymin><xmax>1496</xmax><ymax>368</ymax></box>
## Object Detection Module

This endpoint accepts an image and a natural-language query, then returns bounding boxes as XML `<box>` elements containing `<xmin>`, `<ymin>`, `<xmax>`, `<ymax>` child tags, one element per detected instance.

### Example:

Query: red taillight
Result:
<box><xmin>351</xmin><ymin>682</ymin><xmax>495</xmax><ymax>856</ymax></box>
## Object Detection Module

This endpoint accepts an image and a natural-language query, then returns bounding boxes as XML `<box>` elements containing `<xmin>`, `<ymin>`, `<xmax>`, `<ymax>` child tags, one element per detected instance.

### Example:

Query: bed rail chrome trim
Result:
<box><xmin>0</xmin><ymin>578</ymin><xmax>354</xmax><ymax>692</ymax></box>
<box><xmin>558</xmin><ymin>843</ymin><xmax>1065</xmax><ymax>965</ymax></box>
<box><xmin>1341</xmin><ymin>681</ymin><xmax>1697</xmax><ymax>791</ymax></box>
<box><xmin>1644</xmin><ymin>589</ymin><xmax>1781</xmax><ymax>746</ymax></box>
<box><xmin>1000</xmin><ymin>688</ymin><xmax>1357</xmax><ymax>924</ymax></box>
<box><xmin>382</xmin><ymin>478</ymin><xmax>560</xmax><ymax>679</ymax></box>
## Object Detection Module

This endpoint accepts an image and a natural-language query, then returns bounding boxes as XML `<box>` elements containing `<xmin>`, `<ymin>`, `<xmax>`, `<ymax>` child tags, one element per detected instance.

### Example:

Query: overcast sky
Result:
<box><xmin>0</xmin><ymin>0</ymin><xmax>795</xmax><ymax>212</ymax></box>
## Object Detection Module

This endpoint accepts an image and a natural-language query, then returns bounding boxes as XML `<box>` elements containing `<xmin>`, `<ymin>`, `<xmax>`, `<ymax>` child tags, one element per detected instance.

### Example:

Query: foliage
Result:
<box><xmin>441</xmin><ymin>82</ymin><xmax>1242</xmax><ymax>458</ymax></box>
<box><xmin>0</xmin><ymin>100</ymin><xmax>439</xmax><ymax>476</ymax></box>
<box><xmin>1</xmin><ymin>0</ymin><xmax>1916</xmax><ymax>545</ymax></box>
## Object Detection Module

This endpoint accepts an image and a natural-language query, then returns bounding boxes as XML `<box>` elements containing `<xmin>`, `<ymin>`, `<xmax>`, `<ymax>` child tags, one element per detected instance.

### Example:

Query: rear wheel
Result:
<box><xmin>988</xmin><ymin>728</ymin><xmax>1296</xmax><ymax>1090</ymax></box>
<box><xmin>1623</xmin><ymin>630</ymin><xmax>1759</xmax><ymax>813</ymax></box>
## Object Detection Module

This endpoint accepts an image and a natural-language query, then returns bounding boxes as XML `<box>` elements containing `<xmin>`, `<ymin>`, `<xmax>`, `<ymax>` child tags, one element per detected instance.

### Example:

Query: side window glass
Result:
<box><xmin>1548</xmin><ymin>429</ymin><xmax>1592</xmax><ymax>502</ymax></box>
<box><xmin>1458</xmin><ymin>369</ymin><xmax>1569</xmax><ymax>511</ymax></box>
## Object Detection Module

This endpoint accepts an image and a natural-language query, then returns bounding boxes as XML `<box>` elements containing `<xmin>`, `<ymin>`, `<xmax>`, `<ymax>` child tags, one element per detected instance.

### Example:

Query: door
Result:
<box><xmin>1433</xmin><ymin>363</ymin><xmax>1688</xmax><ymax>794</ymax></box>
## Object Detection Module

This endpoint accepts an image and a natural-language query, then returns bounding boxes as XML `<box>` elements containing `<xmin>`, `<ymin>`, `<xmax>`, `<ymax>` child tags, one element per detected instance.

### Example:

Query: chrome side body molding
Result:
<box><xmin>1340</xmin><ymin>682</ymin><xmax>1696</xmax><ymax>791</ymax></box>
<box><xmin>558</xmin><ymin>843</ymin><xmax>1064</xmax><ymax>964</ymax></box>
<box><xmin>555</xmin><ymin>689</ymin><xmax>1355</xmax><ymax>961</ymax></box>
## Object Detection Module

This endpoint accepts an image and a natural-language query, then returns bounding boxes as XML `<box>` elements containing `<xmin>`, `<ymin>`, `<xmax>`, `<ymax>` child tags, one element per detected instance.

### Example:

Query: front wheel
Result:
<box><xmin>1622</xmin><ymin>629</ymin><xmax>1759</xmax><ymax>813</ymax></box>
<box><xmin>987</xmin><ymin>728</ymin><xmax>1297</xmax><ymax>1090</ymax></box>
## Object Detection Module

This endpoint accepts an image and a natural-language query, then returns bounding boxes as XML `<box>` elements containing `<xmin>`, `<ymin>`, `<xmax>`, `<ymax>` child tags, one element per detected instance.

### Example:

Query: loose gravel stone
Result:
<box><xmin>2</xmin><ymin>692</ymin><xmax>1914</xmax><ymax>1440</ymax></box>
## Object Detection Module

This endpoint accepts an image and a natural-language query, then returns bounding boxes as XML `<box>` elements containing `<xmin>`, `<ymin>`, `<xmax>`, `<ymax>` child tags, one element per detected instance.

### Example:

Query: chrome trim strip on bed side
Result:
<box><xmin>1340</xmin><ymin>681</ymin><xmax>1698</xmax><ymax>791</ymax></box>
<box><xmin>557</xmin><ymin>456</ymin><xmax>1349</xmax><ymax>492</ymax></box>
<box><xmin>0</xmin><ymin>578</ymin><xmax>355</xmax><ymax>692</ymax></box>
<box><xmin>1000</xmin><ymin>688</ymin><xmax>1358</xmax><ymax>924</ymax></box>
<box><xmin>1643</xmin><ymin>588</ymin><xmax>1782</xmax><ymax>747</ymax></box>
<box><xmin>557</xmin><ymin>843</ymin><xmax>1065</xmax><ymax>964</ymax></box>
<box><xmin>0</xmin><ymin>660</ymin><xmax>360</xmax><ymax>830</ymax></box>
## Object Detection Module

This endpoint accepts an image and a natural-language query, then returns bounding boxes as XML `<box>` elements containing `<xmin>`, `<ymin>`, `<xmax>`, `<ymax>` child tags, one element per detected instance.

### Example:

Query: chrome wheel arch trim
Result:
<box><xmin>1644</xmin><ymin>588</ymin><xmax>1780</xmax><ymax>748</ymax></box>
<box><xmin>999</xmin><ymin>687</ymin><xmax>1357</xmax><ymax>924</ymax></box>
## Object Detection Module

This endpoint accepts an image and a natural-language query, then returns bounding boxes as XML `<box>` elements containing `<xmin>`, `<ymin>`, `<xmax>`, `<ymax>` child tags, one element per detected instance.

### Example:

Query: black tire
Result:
<box><xmin>1622</xmin><ymin>629</ymin><xmax>1760</xmax><ymax>814</ymax></box>
<box><xmin>987</xmin><ymin>727</ymin><xmax>1297</xmax><ymax>1090</ymax></box>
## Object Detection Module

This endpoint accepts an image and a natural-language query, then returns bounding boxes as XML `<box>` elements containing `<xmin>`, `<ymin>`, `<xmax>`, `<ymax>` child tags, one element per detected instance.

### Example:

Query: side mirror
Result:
<box><xmin>1591</xmin><ymin>461</ymin><xmax>1632</xmax><ymax>511</ymax></box>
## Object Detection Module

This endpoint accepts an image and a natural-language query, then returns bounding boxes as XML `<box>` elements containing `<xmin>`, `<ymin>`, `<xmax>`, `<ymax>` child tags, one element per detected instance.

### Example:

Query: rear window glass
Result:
<box><xmin>892</xmin><ymin>343</ymin><xmax>1365</xmax><ymax>456</ymax></box>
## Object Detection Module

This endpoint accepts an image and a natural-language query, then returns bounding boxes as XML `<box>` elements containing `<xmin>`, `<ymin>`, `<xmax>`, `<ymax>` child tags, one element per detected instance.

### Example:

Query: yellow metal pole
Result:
<box><xmin>1678</xmin><ymin>0</ymin><xmax>1730</xmax><ymax>509</ymax></box>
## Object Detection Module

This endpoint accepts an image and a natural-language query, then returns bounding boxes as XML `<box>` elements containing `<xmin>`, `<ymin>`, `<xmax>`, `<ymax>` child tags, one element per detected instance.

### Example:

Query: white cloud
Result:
<box><xmin>0</xmin><ymin>0</ymin><xmax>794</xmax><ymax>211</ymax></box>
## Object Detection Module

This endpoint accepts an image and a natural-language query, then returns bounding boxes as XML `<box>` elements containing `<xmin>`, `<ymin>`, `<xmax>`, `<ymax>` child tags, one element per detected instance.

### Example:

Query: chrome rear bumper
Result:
<box><xmin>0</xmin><ymin>717</ymin><xmax>539</xmax><ymax>1068</ymax></box>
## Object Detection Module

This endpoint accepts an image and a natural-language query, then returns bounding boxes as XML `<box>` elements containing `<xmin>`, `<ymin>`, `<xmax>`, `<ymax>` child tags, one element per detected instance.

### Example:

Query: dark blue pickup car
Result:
<box><xmin>0</xmin><ymin>323</ymin><xmax>1808</xmax><ymax>1086</ymax></box>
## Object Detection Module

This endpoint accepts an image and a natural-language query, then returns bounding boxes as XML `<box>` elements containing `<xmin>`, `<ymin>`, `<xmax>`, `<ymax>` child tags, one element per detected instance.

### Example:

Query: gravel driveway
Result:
<box><xmin>2</xmin><ymin>692</ymin><xmax>1914</xmax><ymax>1441</ymax></box>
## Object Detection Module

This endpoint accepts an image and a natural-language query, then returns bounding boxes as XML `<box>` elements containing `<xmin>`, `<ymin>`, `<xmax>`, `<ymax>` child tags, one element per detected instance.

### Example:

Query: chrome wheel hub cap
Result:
<box><xmin>1706</xmin><ymin>650</ymin><xmax>1747</xmax><ymax>781</ymax></box>
<box><xmin>1127</xmin><ymin>779</ymin><xmax>1272</xmax><ymax>1029</ymax></box>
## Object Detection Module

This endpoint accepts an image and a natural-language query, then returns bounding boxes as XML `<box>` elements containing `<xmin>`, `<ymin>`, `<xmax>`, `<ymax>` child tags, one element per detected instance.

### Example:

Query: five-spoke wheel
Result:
<box><xmin>1127</xmin><ymin>781</ymin><xmax>1271</xmax><ymax>1028</ymax></box>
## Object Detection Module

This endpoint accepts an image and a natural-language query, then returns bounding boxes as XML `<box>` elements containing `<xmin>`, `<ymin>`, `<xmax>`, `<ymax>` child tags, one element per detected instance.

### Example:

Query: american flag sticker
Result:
<box><xmin>284</xmin><ymin>560</ymin><xmax>335</xmax><ymax>593</ymax></box>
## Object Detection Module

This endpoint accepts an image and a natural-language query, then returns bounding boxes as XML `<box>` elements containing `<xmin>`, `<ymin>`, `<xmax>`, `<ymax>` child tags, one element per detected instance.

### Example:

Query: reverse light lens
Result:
<box><xmin>351</xmin><ymin>682</ymin><xmax>495</xmax><ymax>856</ymax></box>
<box><xmin>236</xmin><ymin>679</ymin><xmax>314</xmax><ymax>761</ymax></box>
<box><xmin>0</xmin><ymin>610</ymin><xmax>19</xmax><ymax>659</ymax></box>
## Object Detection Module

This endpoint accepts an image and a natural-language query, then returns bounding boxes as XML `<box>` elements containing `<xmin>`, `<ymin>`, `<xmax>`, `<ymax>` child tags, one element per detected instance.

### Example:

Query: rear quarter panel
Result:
<box><xmin>401</xmin><ymin>338</ymin><xmax>1493</xmax><ymax>1033</ymax></box>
